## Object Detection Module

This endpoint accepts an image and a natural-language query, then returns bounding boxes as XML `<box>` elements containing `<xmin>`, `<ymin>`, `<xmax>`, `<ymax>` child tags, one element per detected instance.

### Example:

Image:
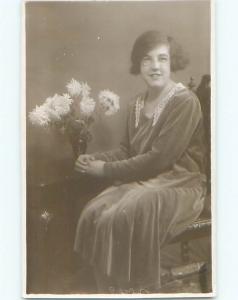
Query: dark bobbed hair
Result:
<box><xmin>130</xmin><ymin>30</ymin><xmax>189</xmax><ymax>75</ymax></box>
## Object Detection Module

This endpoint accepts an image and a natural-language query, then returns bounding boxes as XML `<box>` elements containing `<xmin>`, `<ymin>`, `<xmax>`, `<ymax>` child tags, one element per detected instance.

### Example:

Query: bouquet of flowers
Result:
<box><xmin>29</xmin><ymin>78</ymin><xmax>120</xmax><ymax>157</ymax></box>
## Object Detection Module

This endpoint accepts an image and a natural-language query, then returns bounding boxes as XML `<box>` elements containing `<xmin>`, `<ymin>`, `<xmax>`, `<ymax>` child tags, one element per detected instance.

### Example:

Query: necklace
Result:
<box><xmin>135</xmin><ymin>83</ymin><xmax>185</xmax><ymax>128</ymax></box>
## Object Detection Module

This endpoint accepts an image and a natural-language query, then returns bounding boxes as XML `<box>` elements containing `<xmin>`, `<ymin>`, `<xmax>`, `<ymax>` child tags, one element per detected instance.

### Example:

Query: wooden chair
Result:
<box><xmin>159</xmin><ymin>200</ymin><xmax>212</xmax><ymax>293</ymax></box>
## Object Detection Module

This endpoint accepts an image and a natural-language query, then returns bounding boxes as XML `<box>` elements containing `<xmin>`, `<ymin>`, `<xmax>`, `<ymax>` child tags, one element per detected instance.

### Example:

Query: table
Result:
<box><xmin>26</xmin><ymin>174</ymin><xmax>109</xmax><ymax>294</ymax></box>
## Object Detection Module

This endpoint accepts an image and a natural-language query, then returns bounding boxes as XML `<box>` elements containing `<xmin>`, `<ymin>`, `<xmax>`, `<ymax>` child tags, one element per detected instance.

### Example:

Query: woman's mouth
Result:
<box><xmin>150</xmin><ymin>74</ymin><xmax>162</xmax><ymax>79</ymax></box>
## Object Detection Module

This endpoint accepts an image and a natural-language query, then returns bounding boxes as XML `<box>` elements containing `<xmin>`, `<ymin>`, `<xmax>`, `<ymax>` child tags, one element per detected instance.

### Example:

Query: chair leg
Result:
<box><xmin>199</xmin><ymin>263</ymin><xmax>208</xmax><ymax>293</ymax></box>
<box><xmin>181</xmin><ymin>241</ymin><xmax>190</xmax><ymax>264</ymax></box>
<box><xmin>181</xmin><ymin>241</ymin><xmax>210</xmax><ymax>293</ymax></box>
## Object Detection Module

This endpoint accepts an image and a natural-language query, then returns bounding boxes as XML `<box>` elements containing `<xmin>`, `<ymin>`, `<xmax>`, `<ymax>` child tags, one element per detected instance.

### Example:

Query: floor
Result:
<box><xmin>30</xmin><ymin>266</ymin><xmax>212</xmax><ymax>295</ymax></box>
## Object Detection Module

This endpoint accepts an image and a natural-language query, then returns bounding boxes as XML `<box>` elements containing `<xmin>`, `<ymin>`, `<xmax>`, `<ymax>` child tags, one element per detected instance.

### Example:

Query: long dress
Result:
<box><xmin>74</xmin><ymin>83</ymin><xmax>207</xmax><ymax>292</ymax></box>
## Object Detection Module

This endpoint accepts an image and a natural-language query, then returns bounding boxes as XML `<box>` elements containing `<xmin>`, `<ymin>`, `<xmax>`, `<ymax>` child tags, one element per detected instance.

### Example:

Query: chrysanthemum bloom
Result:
<box><xmin>44</xmin><ymin>97</ymin><xmax>61</xmax><ymax>121</ymax></box>
<box><xmin>29</xmin><ymin>105</ymin><xmax>50</xmax><ymax>126</ymax></box>
<box><xmin>43</xmin><ymin>105</ymin><xmax>61</xmax><ymax>122</ymax></box>
<box><xmin>45</xmin><ymin>94</ymin><xmax>73</xmax><ymax>118</ymax></box>
<box><xmin>98</xmin><ymin>90</ymin><xmax>120</xmax><ymax>116</ymax></box>
<box><xmin>81</xmin><ymin>82</ymin><xmax>91</xmax><ymax>98</ymax></box>
<box><xmin>79</xmin><ymin>97</ymin><xmax>96</xmax><ymax>117</ymax></box>
<box><xmin>66</xmin><ymin>78</ymin><xmax>82</xmax><ymax>96</ymax></box>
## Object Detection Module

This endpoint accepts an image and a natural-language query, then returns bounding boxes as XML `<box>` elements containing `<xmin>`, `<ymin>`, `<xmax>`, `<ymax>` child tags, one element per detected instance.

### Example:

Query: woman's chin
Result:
<box><xmin>147</xmin><ymin>82</ymin><xmax>166</xmax><ymax>90</ymax></box>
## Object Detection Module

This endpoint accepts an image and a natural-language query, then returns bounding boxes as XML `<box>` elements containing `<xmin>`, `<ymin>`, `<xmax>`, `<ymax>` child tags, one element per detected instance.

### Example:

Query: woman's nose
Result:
<box><xmin>151</xmin><ymin>59</ymin><xmax>160</xmax><ymax>70</ymax></box>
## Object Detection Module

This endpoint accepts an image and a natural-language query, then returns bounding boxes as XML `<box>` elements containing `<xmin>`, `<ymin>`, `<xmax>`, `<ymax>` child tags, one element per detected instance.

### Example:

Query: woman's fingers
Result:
<box><xmin>74</xmin><ymin>155</ymin><xmax>97</xmax><ymax>174</ymax></box>
<box><xmin>76</xmin><ymin>157</ymin><xmax>88</xmax><ymax>165</ymax></box>
<box><xmin>76</xmin><ymin>155</ymin><xmax>95</xmax><ymax>165</ymax></box>
<box><xmin>75</xmin><ymin>159</ymin><xmax>88</xmax><ymax>168</ymax></box>
<box><xmin>75</xmin><ymin>167</ymin><xmax>87</xmax><ymax>174</ymax></box>
<box><xmin>74</xmin><ymin>161</ymin><xmax>88</xmax><ymax>173</ymax></box>
<box><xmin>75</xmin><ymin>163</ymin><xmax>88</xmax><ymax>171</ymax></box>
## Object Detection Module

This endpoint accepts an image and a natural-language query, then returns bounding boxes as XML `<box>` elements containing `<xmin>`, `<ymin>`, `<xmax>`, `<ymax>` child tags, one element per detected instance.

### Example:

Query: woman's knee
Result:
<box><xmin>79</xmin><ymin>204</ymin><xmax>98</xmax><ymax>225</ymax></box>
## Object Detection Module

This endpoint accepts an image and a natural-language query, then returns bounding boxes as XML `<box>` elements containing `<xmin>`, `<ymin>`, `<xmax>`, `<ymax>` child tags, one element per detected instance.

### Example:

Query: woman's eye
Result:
<box><xmin>142</xmin><ymin>57</ymin><xmax>150</xmax><ymax>62</ymax></box>
<box><xmin>142</xmin><ymin>57</ymin><xmax>151</xmax><ymax>66</ymax></box>
<box><xmin>159</xmin><ymin>56</ymin><xmax>168</xmax><ymax>62</ymax></box>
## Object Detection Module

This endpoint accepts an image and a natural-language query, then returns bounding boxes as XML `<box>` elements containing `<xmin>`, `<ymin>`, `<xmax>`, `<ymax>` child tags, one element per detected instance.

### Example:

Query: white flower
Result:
<box><xmin>98</xmin><ymin>89</ymin><xmax>120</xmax><ymax>116</ymax></box>
<box><xmin>79</xmin><ymin>97</ymin><xmax>96</xmax><ymax>116</ymax></box>
<box><xmin>43</xmin><ymin>97</ymin><xmax>60</xmax><ymax>121</ymax></box>
<box><xmin>29</xmin><ymin>105</ymin><xmax>50</xmax><ymax>126</ymax></box>
<box><xmin>81</xmin><ymin>82</ymin><xmax>91</xmax><ymax>98</ymax></box>
<box><xmin>62</xmin><ymin>93</ymin><xmax>73</xmax><ymax>105</ymax></box>
<box><xmin>44</xmin><ymin>106</ymin><xmax>61</xmax><ymax>121</ymax></box>
<box><xmin>66</xmin><ymin>79</ymin><xmax>91</xmax><ymax>98</ymax></box>
<box><xmin>66</xmin><ymin>78</ymin><xmax>82</xmax><ymax>96</ymax></box>
<box><xmin>45</xmin><ymin>93</ymin><xmax>72</xmax><ymax>118</ymax></box>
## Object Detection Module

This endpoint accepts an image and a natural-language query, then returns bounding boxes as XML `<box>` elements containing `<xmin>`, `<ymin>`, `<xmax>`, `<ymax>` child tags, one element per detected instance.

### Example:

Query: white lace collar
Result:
<box><xmin>135</xmin><ymin>83</ymin><xmax>186</xmax><ymax>128</ymax></box>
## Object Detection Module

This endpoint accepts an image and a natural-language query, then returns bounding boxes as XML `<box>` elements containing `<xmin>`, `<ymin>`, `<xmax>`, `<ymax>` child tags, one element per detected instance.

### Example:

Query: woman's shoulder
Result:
<box><xmin>174</xmin><ymin>83</ymin><xmax>199</xmax><ymax>103</ymax></box>
<box><xmin>173</xmin><ymin>83</ymin><xmax>201</xmax><ymax>110</ymax></box>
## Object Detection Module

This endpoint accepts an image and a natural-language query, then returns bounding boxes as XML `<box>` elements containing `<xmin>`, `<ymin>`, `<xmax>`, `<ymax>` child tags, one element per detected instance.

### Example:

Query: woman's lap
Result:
<box><xmin>77</xmin><ymin>181</ymin><xmax>204</xmax><ymax>231</ymax></box>
<box><xmin>74</xmin><ymin>178</ymin><xmax>205</xmax><ymax>288</ymax></box>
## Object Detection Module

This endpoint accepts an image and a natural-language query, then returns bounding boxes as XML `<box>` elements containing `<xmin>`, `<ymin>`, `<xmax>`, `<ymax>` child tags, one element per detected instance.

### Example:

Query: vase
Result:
<box><xmin>69</xmin><ymin>135</ymin><xmax>88</xmax><ymax>158</ymax></box>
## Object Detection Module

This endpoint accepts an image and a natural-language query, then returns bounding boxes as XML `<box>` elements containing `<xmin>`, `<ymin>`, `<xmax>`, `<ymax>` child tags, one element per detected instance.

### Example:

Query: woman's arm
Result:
<box><xmin>103</xmin><ymin>95</ymin><xmax>202</xmax><ymax>181</ymax></box>
<box><xmin>75</xmin><ymin>107</ymin><xmax>130</xmax><ymax>175</ymax></box>
<box><xmin>92</xmin><ymin>138</ymin><xmax>129</xmax><ymax>162</ymax></box>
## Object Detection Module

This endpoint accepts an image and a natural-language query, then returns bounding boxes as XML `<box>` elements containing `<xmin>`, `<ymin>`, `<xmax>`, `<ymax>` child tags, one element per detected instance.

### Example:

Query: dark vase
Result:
<box><xmin>71</xmin><ymin>136</ymin><xmax>88</xmax><ymax>158</ymax></box>
<box><xmin>78</xmin><ymin>138</ymin><xmax>88</xmax><ymax>156</ymax></box>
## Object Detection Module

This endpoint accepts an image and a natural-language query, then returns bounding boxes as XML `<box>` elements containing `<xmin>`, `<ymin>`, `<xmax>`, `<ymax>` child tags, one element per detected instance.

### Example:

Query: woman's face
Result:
<box><xmin>140</xmin><ymin>44</ymin><xmax>171</xmax><ymax>90</ymax></box>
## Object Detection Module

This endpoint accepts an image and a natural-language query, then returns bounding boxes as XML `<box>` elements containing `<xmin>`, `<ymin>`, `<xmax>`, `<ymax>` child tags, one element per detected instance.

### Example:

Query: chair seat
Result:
<box><xmin>170</xmin><ymin>193</ymin><xmax>211</xmax><ymax>244</ymax></box>
<box><xmin>170</xmin><ymin>217</ymin><xmax>211</xmax><ymax>244</ymax></box>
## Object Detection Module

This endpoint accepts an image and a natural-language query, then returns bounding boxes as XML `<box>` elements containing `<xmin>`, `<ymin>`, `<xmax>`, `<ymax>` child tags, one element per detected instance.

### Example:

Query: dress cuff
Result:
<box><xmin>104</xmin><ymin>162</ymin><xmax>116</xmax><ymax>179</ymax></box>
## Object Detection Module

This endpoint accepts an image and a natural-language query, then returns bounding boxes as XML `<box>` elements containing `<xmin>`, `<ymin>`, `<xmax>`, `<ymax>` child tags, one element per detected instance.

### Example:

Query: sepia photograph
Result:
<box><xmin>23</xmin><ymin>0</ymin><xmax>214</xmax><ymax>297</ymax></box>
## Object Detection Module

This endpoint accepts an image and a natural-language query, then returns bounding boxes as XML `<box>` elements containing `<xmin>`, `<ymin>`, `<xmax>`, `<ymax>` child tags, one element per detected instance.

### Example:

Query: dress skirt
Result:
<box><xmin>74</xmin><ymin>170</ymin><xmax>206</xmax><ymax>291</ymax></box>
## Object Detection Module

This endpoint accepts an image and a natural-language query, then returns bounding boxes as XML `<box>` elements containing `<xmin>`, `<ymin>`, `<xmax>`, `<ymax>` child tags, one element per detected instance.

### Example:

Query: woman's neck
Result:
<box><xmin>146</xmin><ymin>80</ymin><xmax>175</xmax><ymax>102</ymax></box>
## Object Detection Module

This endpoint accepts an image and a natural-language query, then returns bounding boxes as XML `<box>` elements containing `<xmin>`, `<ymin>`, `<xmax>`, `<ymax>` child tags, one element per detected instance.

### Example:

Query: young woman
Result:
<box><xmin>74</xmin><ymin>30</ymin><xmax>207</xmax><ymax>293</ymax></box>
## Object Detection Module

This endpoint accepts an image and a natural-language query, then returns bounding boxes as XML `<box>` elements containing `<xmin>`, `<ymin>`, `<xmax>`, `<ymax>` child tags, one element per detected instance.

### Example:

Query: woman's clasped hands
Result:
<box><xmin>74</xmin><ymin>154</ymin><xmax>105</xmax><ymax>177</ymax></box>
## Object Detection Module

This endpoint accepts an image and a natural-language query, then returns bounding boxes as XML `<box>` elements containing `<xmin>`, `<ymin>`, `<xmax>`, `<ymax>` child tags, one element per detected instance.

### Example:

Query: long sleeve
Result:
<box><xmin>104</xmin><ymin>94</ymin><xmax>202</xmax><ymax>181</ymax></box>
<box><xmin>93</xmin><ymin>139</ymin><xmax>129</xmax><ymax>162</ymax></box>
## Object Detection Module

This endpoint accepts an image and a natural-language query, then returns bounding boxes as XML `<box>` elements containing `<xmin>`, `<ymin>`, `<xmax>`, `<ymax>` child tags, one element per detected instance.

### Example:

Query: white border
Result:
<box><xmin>22</xmin><ymin>0</ymin><xmax>215</xmax><ymax>298</ymax></box>
<box><xmin>22</xmin><ymin>0</ymin><xmax>27</xmax><ymax>297</ymax></box>
<box><xmin>24</xmin><ymin>292</ymin><xmax>214</xmax><ymax>298</ymax></box>
<box><xmin>210</xmin><ymin>0</ymin><xmax>216</xmax><ymax>296</ymax></box>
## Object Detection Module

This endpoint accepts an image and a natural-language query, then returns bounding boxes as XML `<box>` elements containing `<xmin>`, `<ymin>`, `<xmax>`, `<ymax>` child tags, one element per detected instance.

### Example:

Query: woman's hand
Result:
<box><xmin>85</xmin><ymin>160</ymin><xmax>105</xmax><ymax>177</ymax></box>
<box><xmin>75</xmin><ymin>155</ymin><xmax>105</xmax><ymax>177</ymax></box>
<box><xmin>75</xmin><ymin>154</ymin><xmax>95</xmax><ymax>173</ymax></box>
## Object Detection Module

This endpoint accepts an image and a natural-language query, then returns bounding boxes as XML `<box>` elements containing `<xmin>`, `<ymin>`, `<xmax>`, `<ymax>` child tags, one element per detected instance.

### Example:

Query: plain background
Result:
<box><xmin>0</xmin><ymin>0</ymin><xmax>238</xmax><ymax>299</ymax></box>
